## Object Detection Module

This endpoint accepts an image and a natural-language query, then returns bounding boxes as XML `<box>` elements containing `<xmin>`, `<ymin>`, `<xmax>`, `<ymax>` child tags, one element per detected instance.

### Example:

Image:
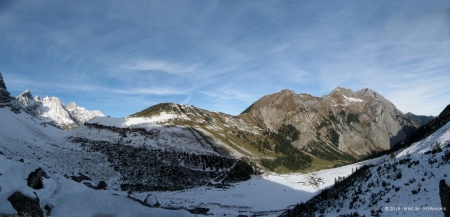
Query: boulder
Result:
<box><xmin>144</xmin><ymin>194</ymin><xmax>160</xmax><ymax>207</ymax></box>
<box><xmin>96</xmin><ymin>181</ymin><xmax>108</xmax><ymax>190</ymax></box>
<box><xmin>7</xmin><ymin>191</ymin><xmax>44</xmax><ymax>217</ymax></box>
<box><xmin>71</xmin><ymin>172</ymin><xmax>92</xmax><ymax>183</ymax></box>
<box><xmin>27</xmin><ymin>167</ymin><xmax>48</xmax><ymax>190</ymax></box>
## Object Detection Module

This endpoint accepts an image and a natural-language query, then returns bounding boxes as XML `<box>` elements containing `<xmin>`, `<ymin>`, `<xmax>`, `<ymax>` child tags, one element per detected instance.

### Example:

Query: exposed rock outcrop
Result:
<box><xmin>0</xmin><ymin>73</ymin><xmax>12</xmax><ymax>104</ymax></box>
<box><xmin>7</xmin><ymin>191</ymin><xmax>44</xmax><ymax>217</ymax></box>
<box><xmin>96</xmin><ymin>181</ymin><xmax>108</xmax><ymax>190</ymax></box>
<box><xmin>71</xmin><ymin>172</ymin><xmax>92</xmax><ymax>183</ymax></box>
<box><xmin>439</xmin><ymin>179</ymin><xmax>450</xmax><ymax>217</ymax></box>
<box><xmin>27</xmin><ymin>167</ymin><xmax>48</xmax><ymax>190</ymax></box>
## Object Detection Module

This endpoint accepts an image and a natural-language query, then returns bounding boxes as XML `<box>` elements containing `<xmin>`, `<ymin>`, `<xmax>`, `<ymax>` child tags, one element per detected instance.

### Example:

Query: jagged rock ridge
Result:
<box><xmin>15</xmin><ymin>90</ymin><xmax>105</xmax><ymax>130</ymax></box>
<box><xmin>0</xmin><ymin>73</ymin><xmax>104</xmax><ymax>130</ymax></box>
<box><xmin>405</xmin><ymin>112</ymin><xmax>434</xmax><ymax>126</ymax></box>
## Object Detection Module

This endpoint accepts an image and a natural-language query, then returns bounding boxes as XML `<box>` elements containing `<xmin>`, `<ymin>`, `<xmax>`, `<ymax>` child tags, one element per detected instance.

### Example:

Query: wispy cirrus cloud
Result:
<box><xmin>1</xmin><ymin>1</ymin><xmax>449</xmax><ymax>116</ymax></box>
<box><xmin>111</xmin><ymin>87</ymin><xmax>191</xmax><ymax>96</ymax></box>
<box><xmin>123</xmin><ymin>60</ymin><xmax>199</xmax><ymax>74</ymax></box>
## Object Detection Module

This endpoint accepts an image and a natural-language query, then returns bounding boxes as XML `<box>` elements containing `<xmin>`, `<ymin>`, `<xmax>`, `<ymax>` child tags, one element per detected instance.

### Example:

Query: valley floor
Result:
<box><xmin>114</xmin><ymin>162</ymin><xmax>364</xmax><ymax>216</ymax></box>
<box><xmin>0</xmin><ymin>154</ymin><xmax>360</xmax><ymax>216</ymax></box>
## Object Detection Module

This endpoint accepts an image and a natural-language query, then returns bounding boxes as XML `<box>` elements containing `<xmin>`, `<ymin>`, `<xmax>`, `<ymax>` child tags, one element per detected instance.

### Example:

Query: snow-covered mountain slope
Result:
<box><xmin>0</xmin><ymin>106</ymin><xmax>255</xmax><ymax>215</ymax></box>
<box><xmin>129</xmin><ymin>103</ymin><xmax>266</xmax><ymax>158</ymax></box>
<box><xmin>65</xmin><ymin>102</ymin><xmax>104</xmax><ymax>124</ymax></box>
<box><xmin>0</xmin><ymin>155</ymin><xmax>193</xmax><ymax>217</ymax></box>
<box><xmin>280</xmin><ymin>120</ymin><xmax>450</xmax><ymax>217</ymax></box>
<box><xmin>15</xmin><ymin>89</ymin><xmax>104</xmax><ymax>130</ymax></box>
<box><xmin>0</xmin><ymin>107</ymin><xmax>119</xmax><ymax>185</ymax></box>
<box><xmin>77</xmin><ymin>116</ymin><xmax>231</xmax><ymax>156</ymax></box>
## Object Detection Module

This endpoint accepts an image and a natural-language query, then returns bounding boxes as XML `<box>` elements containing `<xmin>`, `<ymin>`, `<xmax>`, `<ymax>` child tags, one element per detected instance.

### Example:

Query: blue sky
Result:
<box><xmin>1</xmin><ymin>1</ymin><xmax>449</xmax><ymax>117</ymax></box>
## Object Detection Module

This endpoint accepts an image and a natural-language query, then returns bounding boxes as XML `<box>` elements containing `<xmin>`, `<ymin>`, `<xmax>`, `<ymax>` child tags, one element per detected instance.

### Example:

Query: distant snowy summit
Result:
<box><xmin>0</xmin><ymin>72</ymin><xmax>103</xmax><ymax>130</ymax></box>
<box><xmin>15</xmin><ymin>90</ymin><xmax>104</xmax><ymax>130</ymax></box>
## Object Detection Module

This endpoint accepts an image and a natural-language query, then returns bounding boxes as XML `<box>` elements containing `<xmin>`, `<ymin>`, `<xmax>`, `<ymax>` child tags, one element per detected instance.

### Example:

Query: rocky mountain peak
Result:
<box><xmin>356</xmin><ymin>88</ymin><xmax>380</xmax><ymax>99</ymax></box>
<box><xmin>0</xmin><ymin>72</ymin><xmax>7</xmax><ymax>89</ymax></box>
<box><xmin>18</xmin><ymin>90</ymin><xmax>33</xmax><ymax>99</ymax></box>
<box><xmin>0</xmin><ymin>73</ymin><xmax>103</xmax><ymax>130</ymax></box>
<box><xmin>280</xmin><ymin>89</ymin><xmax>295</xmax><ymax>93</ymax></box>
<box><xmin>16</xmin><ymin>90</ymin><xmax>36</xmax><ymax>107</ymax></box>
<box><xmin>322</xmin><ymin>87</ymin><xmax>358</xmax><ymax>100</ymax></box>
<box><xmin>240</xmin><ymin>87</ymin><xmax>418</xmax><ymax>158</ymax></box>
<box><xmin>0</xmin><ymin>72</ymin><xmax>12</xmax><ymax>104</ymax></box>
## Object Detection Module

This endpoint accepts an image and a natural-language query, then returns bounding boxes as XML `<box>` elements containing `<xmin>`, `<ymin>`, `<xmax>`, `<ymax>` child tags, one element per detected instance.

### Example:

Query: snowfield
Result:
<box><xmin>280</xmin><ymin>121</ymin><xmax>450</xmax><ymax>217</ymax></box>
<box><xmin>0</xmin><ymin>156</ymin><xmax>193</xmax><ymax>217</ymax></box>
<box><xmin>343</xmin><ymin>95</ymin><xmax>364</xmax><ymax>103</ymax></box>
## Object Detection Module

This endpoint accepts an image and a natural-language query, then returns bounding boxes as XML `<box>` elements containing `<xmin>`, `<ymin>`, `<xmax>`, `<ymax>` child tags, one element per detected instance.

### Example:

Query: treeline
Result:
<box><xmin>235</xmin><ymin>130</ymin><xmax>272</xmax><ymax>154</ymax></box>
<box><xmin>261</xmin><ymin>124</ymin><xmax>312</xmax><ymax>171</ymax></box>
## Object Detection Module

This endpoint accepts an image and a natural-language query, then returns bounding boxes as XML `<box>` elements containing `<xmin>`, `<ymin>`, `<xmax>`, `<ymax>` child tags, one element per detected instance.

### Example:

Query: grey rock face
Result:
<box><xmin>241</xmin><ymin>87</ymin><xmax>419</xmax><ymax>158</ymax></box>
<box><xmin>0</xmin><ymin>73</ymin><xmax>12</xmax><ymax>104</ymax></box>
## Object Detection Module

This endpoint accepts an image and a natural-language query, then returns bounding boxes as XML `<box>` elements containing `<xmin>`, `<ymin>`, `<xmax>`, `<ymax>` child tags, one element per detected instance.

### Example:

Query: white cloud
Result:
<box><xmin>124</xmin><ymin>60</ymin><xmax>198</xmax><ymax>74</ymax></box>
<box><xmin>267</xmin><ymin>43</ymin><xmax>290</xmax><ymax>53</ymax></box>
<box><xmin>112</xmin><ymin>87</ymin><xmax>189</xmax><ymax>96</ymax></box>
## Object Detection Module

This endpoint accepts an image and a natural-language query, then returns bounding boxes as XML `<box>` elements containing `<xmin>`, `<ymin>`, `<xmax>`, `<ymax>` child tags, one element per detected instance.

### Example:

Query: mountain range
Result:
<box><xmin>1</xmin><ymin>71</ymin><xmax>448</xmax><ymax>216</ymax></box>
<box><xmin>1</xmin><ymin>72</ymin><xmax>421</xmax><ymax>172</ymax></box>
<box><xmin>0</xmin><ymin>74</ymin><xmax>104</xmax><ymax>130</ymax></box>
<box><xmin>15</xmin><ymin>89</ymin><xmax>104</xmax><ymax>130</ymax></box>
<box><xmin>128</xmin><ymin>87</ymin><xmax>419</xmax><ymax>172</ymax></box>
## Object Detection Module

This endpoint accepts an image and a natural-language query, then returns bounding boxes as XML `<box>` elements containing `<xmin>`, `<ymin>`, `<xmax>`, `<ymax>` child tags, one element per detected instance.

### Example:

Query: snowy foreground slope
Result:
<box><xmin>280</xmin><ymin>121</ymin><xmax>450</xmax><ymax>217</ymax></box>
<box><xmin>0</xmin><ymin>156</ymin><xmax>192</xmax><ymax>217</ymax></box>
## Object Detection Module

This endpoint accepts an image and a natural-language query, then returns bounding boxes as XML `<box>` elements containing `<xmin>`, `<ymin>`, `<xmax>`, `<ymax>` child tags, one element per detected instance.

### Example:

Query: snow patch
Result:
<box><xmin>343</xmin><ymin>95</ymin><xmax>363</xmax><ymax>103</ymax></box>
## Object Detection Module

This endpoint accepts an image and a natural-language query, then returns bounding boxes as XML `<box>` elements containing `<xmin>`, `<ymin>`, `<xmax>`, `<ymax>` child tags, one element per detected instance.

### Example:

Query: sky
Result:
<box><xmin>1</xmin><ymin>0</ymin><xmax>449</xmax><ymax>117</ymax></box>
